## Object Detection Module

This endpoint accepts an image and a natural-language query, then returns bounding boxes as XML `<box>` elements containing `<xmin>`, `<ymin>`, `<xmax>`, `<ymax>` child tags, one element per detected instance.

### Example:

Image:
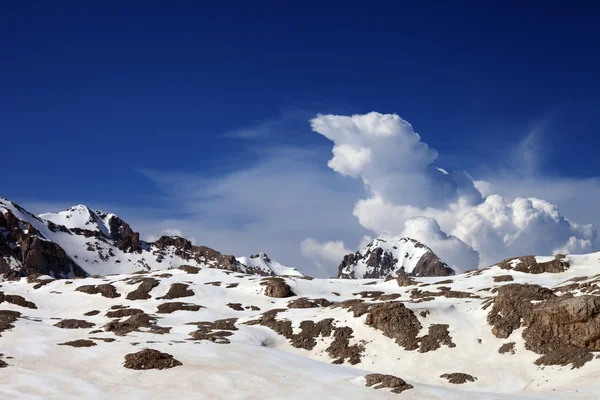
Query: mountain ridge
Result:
<box><xmin>0</xmin><ymin>197</ymin><xmax>302</xmax><ymax>279</ymax></box>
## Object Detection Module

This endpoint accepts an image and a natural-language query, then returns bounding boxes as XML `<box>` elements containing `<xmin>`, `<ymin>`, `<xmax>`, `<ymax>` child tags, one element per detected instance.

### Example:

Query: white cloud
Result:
<box><xmin>311</xmin><ymin>112</ymin><xmax>598</xmax><ymax>270</ymax></box>
<box><xmin>453</xmin><ymin>195</ymin><xmax>596</xmax><ymax>266</ymax></box>
<box><xmin>300</xmin><ymin>238</ymin><xmax>351</xmax><ymax>273</ymax></box>
<box><xmin>401</xmin><ymin>217</ymin><xmax>479</xmax><ymax>272</ymax></box>
<box><xmin>145</xmin><ymin>228</ymin><xmax>197</xmax><ymax>245</ymax></box>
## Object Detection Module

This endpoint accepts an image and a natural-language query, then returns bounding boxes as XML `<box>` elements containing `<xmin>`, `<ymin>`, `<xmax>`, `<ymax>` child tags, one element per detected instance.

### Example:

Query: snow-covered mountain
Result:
<box><xmin>2</xmin><ymin>251</ymin><xmax>600</xmax><ymax>399</ymax></box>
<box><xmin>338</xmin><ymin>237</ymin><xmax>455</xmax><ymax>279</ymax></box>
<box><xmin>0</xmin><ymin>197</ymin><xmax>300</xmax><ymax>279</ymax></box>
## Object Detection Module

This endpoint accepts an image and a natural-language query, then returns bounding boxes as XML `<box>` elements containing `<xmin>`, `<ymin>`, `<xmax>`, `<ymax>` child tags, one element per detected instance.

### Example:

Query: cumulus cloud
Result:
<box><xmin>454</xmin><ymin>195</ymin><xmax>596</xmax><ymax>266</ymax></box>
<box><xmin>300</xmin><ymin>238</ymin><xmax>351</xmax><ymax>272</ymax></box>
<box><xmin>146</xmin><ymin>228</ymin><xmax>197</xmax><ymax>245</ymax></box>
<box><xmin>311</xmin><ymin>112</ymin><xmax>597</xmax><ymax>271</ymax></box>
<box><xmin>401</xmin><ymin>217</ymin><xmax>479</xmax><ymax>272</ymax></box>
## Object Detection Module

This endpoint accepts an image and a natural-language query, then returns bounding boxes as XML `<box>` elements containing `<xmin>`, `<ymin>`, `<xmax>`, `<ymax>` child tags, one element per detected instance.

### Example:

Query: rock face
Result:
<box><xmin>485</xmin><ymin>283</ymin><xmax>600</xmax><ymax>368</ymax></box>
<box><xmin>496</xmin><ymin>255</ymin><xmax>570</xmax><ymax>274</ymax></box>
<box><xmin>338</xmin><ymin>238</ymin><xmax>454</xmax><ymax>279</ymax></box>
<box><xmin>0</xmin><ymin>196</ymin><xmax>302</xmax><ymax>279</ymax></box>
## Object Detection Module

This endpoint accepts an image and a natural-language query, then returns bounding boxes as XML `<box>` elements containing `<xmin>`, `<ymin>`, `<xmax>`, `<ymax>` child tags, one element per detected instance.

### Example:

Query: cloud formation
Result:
<box><xmin>308</xmin><ymin>112</ymin><xmax>597</xmax><ymax>272</ymax></box>
<box><xmin>300</xmin><ymin>238</ymin><xmax>351</xmax><ymax>273</ymax></box>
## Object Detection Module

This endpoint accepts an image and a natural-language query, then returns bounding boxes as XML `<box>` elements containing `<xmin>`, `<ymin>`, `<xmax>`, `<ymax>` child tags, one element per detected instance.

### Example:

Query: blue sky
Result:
<box><xmin>2</xmin><ymin>2</ymin><xmax>600</xmax><ymax>276</ymax></box>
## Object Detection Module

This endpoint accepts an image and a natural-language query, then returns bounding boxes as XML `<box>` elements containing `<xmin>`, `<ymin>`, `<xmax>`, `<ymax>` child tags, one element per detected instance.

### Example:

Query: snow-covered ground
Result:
<box><xmin>1</xmin><ymin>253</ymin><xmax>600</xmax><ymax>399</ymax></box>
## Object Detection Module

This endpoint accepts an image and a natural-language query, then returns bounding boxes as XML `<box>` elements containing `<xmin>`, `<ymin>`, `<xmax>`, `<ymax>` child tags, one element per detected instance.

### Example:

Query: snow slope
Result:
<box><xmin>1</xmin><ymin>252</ymin><xmax>600</xmax><ymax>399</ymax></box>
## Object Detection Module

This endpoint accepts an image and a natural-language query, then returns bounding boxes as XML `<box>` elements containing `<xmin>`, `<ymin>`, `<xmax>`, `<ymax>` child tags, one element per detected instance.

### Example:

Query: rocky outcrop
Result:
<box><xmin>0</xmin><ymin>209</ymin><xmax>83</xmax><ymax>279</ymax></box>
<box><xmin>412</xmin><ymin>252</ymin><xmax>455</xmax><ymax>277</ymax></box>
<box><xmin>364</xmin><ymin>373</ymin><xmax>414</xmax><ymax>394</ymax></box>
<box><xmin>496</xmin><ymin>255</ymin><xmax>569</xmax><ymax>274</ymax></box>
<box><xmin>262</xmin><ymin>278</ymin><xmax>295</xmax><ymax>298</ymax></box>
<box><xmin>485</xmin><ymin>283</ymin><xmax>600</xmax><ymax>368</ymax></box>
<box><xmin>338</xmin><ymin>238</ymin><xmax>454</xmax><ymax>279</ymax></box>
<box><xmin>123</xmin><ymin>349</ymin><xmax>182</xmax><ymax>370</ymax></box>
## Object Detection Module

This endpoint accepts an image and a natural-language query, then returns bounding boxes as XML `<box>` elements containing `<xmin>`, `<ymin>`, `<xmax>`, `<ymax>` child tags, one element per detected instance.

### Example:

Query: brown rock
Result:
<box><xmin>54</xmin><ymin>319</ymin><xmax>95</xmax><ymax>329</ymax></box>
<box><xmin>157</xmin><ymin>302</ymin><xmax>203</xmax><ymax>314</ymax></box>
<box><xmin>0</xmin><ymin>292</ymin><xmax>37</xmax><ymax>309</ymax></box>
<box><xmin>365</xmin><ymin>373</ymin><xmax>413</xmax><ymax>394</ymax></box>
<box><xmin>104</xmin><ymin>313</ymin><xmax>170</xmax><ymax>336</ymax></box>
<box><xmin>58</xmin><ymin>339</ymin><xmax>97</xmax><ymax>347</ymax></box>
<box><xmin>123</xmin><ymin>349</ymin><xmax>182</xmax><ymax>370</ymax></box>
<box><xmin>498</xmin><ymin>342</ymin><xmax>516</xmax><ymax>354</ymax></box>
<box><xmin>440</xmin><ymin>373</ymin><xmax>477</xmax><ymax>384</ymax></box>
<box><xmin>76</xmin><ymin>284</ymin><xmax>120</xmax><ymax>298</ymax></box>
<box><xmin>178</xmin><ymin>265</ymin><xmax>201</xmax><ymax>274</ymax></box>
<box><xmin>497</xmin><ymin>255</ymin><xmax>569</xmax><ymax>274</ymax></box>
<box><xmin>263</xmin><ymin>278</ymin><xmax>295</xmax><ymax>298</ymax></box>
<box><xmin>106</xmin><ymin>308</ymin><xmax>144</xmax><ymax>318</ymax></box>
<box><xmin>125</xmin><ymin>278</ymin><xmax>159</xmax><ymax>300</ymax></box>
<box><xmin>365</xmin><ymin>302</ymin><xmax>422</xmax><ymax>350</ymax></box>
<box><xmin>158</xmin><ymin>283</ymin><xmax>195</xmax><ymax>299</ymax></box>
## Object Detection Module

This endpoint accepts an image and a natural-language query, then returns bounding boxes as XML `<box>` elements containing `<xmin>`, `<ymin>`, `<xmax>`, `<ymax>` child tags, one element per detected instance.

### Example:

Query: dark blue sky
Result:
<box><xmin>2</xmin><ymin>1</ymin><xmax>599</xmax><ymax>209</ymax></box>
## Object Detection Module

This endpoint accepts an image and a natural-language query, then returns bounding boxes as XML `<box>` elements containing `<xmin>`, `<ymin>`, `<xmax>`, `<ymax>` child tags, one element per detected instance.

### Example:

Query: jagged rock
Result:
<box><xmin>338</xmin><ymin>238</ymin><xmax>454</xmax><ymax>279</ymax></box>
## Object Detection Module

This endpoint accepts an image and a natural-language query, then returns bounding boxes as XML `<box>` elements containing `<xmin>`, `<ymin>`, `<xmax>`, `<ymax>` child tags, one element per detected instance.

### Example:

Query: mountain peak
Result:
<box><xmin>338</xmin><ymin>236</ymin><xmax>454</xmax><ymax>279</ymax></box>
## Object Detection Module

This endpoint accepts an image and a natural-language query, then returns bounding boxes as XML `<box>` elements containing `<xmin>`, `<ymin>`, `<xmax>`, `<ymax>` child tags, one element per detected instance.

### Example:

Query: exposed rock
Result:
<box><xmin>158</xmin><ymin>283</ymin><xmax>194</xmax><ymax>299</ymax></box>
<box><xmin>90</xmin><ymin>337</ymin><xmax>116</xmax><ymax>343</ymax></box>
<box><xmin>106</xmin><ymin>308</ymin><xmax>144</xmax><ymax>318</ymax></box>
<box><xmin>104</xmin><ymin>313</ymin><xmax>170</xmax><ymax>336</ymax></box>
<box><xmin>84</xmin><ymin>310</ymin><xmax>101</xmax><ymax>316</ymax></box>
<box><xmin>523</xmin><ymin>295</ymin><xmax>600</xmax><ymax>368</ymax></box>
<box><xmin>410</xmin><ymin>287</ymin><xmax>475</xmax><ymax>301</ymax></box>
<box><xmin>493</xmin><ymin>275</ymin><xmax>514</xmax><ymax>282</ymax></box>
<box><xmin>227</xmin><ymin>303</ymin><xmax>244</xmax><ymax>311</ymax></box>
<box><xmin>327</xmin><ymin>326</ymin><xmax>364</xmax><ymax>365</ymax></box>
<box><xmin>440</xmin><ymin>373</ymin><xmax>477</xmax><ymax>384</ymax></box>
<box><xmin>157</xmin><ymin>302</ymin><xmax>203</xmax><ymax>314</ymax></box>
<box><xmin>123</xmin><ymin>349</ymin><xmax>181</xmax><ymax>370</ymax></box>
<box><xmin>126</xmin><ymin>278</ymin><xmax>160</xmax><ymax>300</ymax></box>
<box><xmin>413</xmin><ymin>252</ymin><xmax>455</xmax><ymax>277</ymax></box>
<box><xmin>498</xmin><ymin>342</ymin><xmax>516</xmax><ymax>354</ymax></box>
<box><xmin>365</xmin><ymin>373</ymin><xmax>413</xmax><ymax>394</ymax></box>
<box><xmin>178</xmin><ymin>265</ymin><xmax>201</xmax><ymax>274</ymax></box>
<box><xmin>497</xmin><ymin>255</ymin><xmax>569</xmax><ymax>274</ymax></box>
<box><xmin>365</xmin><ymin>302</ymin><xmax>422</xmax><ymax>350</ymax></box>
<box><xmin>418</xmin><ymin>324</ymin><xmax>456</xmax><ymax>353</ymax></box>
<box><xmin>338</xmin><ymin>238</ymin><xmax>454</xmax><ymax>279</ymax></box>
<box><xmin>291</xmin><ymin>319</ymin><xmax>335</xmax><ymax>350</ymax></box>
<box><xmin>287</xmin><ymin>297</ymin><xmax>332</xmax><ymax>308</ymax></box>
<box><xmin>0</xmin><ymin>292</ymin><xmax>37</xmax><ymax>309</ymax></box>
<box><xmin>263</xmin><ymin>278</ymin><xmax>295</xmax><ymax>298</ymax></box>
<box><xmin>188</xmin><ymin>318</ymin><xmax>238</xmax><ymax>344</ymax></box>
<box><xmin>485</xmin><ymin>284</ymin><xmax>555</xmax><ymax>339</ymax></box>
<box><xmin>54</xmin><ymin>319</ymin><xmax>95</xmax><ymax>329</ymax></box>
<box><xmin>0</xmin><ymin>310</ymin><xmax>21</xmax><ymax>336</ymax></box>
<box><xmin>58</xmin><ymin>339</ymin><xmax>97</xmax><ymax>347</ymax></box>
<box><xmin>395</xmin><ymin>277</ymin><xmax>417</xmax><ymax>287</ymax></box>
<box><xmin>76</xmin><ymin>284</ymin><xmax>120</xmax><ymax>298</ymax></box>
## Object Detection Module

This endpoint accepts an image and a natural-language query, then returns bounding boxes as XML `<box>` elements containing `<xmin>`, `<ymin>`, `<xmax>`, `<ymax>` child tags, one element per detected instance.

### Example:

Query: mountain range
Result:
<box><xmin>2</xmin><ymin>195</ymin><xmax>600</xmax><ymax>399</ymax></box>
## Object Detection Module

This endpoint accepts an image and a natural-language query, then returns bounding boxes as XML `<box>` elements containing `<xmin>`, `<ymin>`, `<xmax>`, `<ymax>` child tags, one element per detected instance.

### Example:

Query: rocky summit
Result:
<box><xmin>338</xmin><ymin>237</ymin><xmax>455</xmax><ymax>279</ymax></box>
<box><xmin>2</xmin><ymin>196</ymin><xmax>600</xmax><ymax>399</ymax></box>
